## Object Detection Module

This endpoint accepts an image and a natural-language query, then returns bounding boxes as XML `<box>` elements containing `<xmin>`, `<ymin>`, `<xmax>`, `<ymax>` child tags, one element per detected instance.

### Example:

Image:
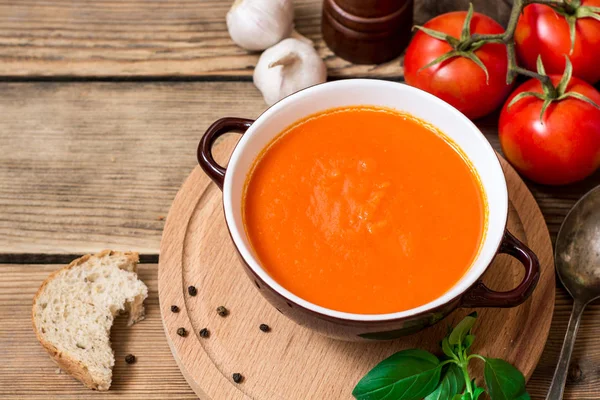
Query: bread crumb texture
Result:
<box><xmin>32</xmin><ymin>250</ymin><xmax>148</xmax><ymax>391</ymax></box>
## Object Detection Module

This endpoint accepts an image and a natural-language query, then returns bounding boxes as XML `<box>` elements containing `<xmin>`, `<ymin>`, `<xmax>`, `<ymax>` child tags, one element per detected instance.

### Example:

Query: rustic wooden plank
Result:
<box><xmin>0</xmin><ymin>82</ymin><xmax>264</xmax><ymax>256</ymax></box>
<box><xmin>0</xmin><ymin>263</ymin><xmax>598</xmax><ymax>399</ymax></box>
<box><xmin>527</xmin><ymin>290</ymin><xmax>600</xmax><ymax>400</ymax></box>
<box><xmin>0</xmin><ymin>0</ymin><xmax>405</xmax><ymax>78</ymax></box>
<box><xmin>0</xmin><ymin>263</ymin><xmax>196</xmax><ymax>399</ymax></box>
<box><xmin>0</xmin><ymin>0</ymin><xmax>521</xmax><ymax>79</ymax></box>
<box><xmin>1</xmin><ymin>82</ymin><xmax>598</xmax><ymax>258</ymax></box>
<box><xmin>0</xmin><ymin>0</ymin><xmax>520</xmax><ymax>79</ymax></box>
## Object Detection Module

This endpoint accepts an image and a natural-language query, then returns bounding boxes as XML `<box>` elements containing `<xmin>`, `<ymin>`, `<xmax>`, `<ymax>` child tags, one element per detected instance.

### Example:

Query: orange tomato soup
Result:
<box><xmin>243</xmin><ymin>106</ymin><xmax>486</xmax><ymax>314</ymax></box>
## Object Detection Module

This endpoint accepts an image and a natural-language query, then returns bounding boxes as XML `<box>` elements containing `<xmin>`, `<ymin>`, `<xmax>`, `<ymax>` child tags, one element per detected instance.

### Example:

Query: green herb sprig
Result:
<box><xmin>352</xmin><ymin>313</ymin><xmax>530</xmax><ymax>400</ymax></box>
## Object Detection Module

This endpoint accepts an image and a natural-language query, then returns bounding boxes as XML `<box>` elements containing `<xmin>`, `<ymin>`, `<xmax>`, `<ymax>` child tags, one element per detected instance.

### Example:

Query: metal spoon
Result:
<box><xmin>546</xmin><ymin>185</ymin><xmax>600</xmax><ymax>400</ymax></box>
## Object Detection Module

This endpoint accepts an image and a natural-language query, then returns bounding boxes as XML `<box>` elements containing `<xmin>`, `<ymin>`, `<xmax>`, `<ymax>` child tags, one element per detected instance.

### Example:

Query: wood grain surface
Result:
<box><xmin>0</xmin><ymin>82</ymin><xmax>265</xmax><ymax>256</ymax></box>
<box><xmin>0</xmin><ymin>263</ymin><xmax>599</xmax><ymax>399</ymax></box>
<box><xmin>1</xmin><ymin>82</ymin><xmax>597</xmax><ymax>259</ymax></box>
<box><xmin>158</xmin><ymin>148</ymin><xmax>557</xmax><ymax>399</ymax></box>
<box><xmin>0</xmin><ymin>0</ymin><xmax>403</xmax><ymax>78</ymax></box>
<box><xmin>0</xmin><ymin>0</ymin><xmax>523</xmax><ymax>79</ymax></box>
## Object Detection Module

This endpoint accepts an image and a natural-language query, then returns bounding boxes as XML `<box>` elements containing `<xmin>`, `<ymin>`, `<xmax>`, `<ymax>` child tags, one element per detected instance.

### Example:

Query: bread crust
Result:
<box><xmin>31</xmin><ymin>250</ymin><xmax>140</xmax><ymax>391</ymax></box>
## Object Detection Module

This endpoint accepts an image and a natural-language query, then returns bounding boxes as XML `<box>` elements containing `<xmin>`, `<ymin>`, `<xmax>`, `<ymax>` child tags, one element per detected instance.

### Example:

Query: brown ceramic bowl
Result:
<box><xmin>198</xmin><ymin>80</ymin><xmax>540</xmax><ymax>341</ymax></box>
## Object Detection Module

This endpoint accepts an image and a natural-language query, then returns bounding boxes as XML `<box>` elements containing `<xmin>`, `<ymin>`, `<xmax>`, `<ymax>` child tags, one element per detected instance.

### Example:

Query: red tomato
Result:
<box><xmin>404</xmin><ymin>11</ymin><xmax>513</xmax><ymax>120</ymax></box>
<box><xmin>515</xmin><ymin>2</ymin><xmax>600</xmax><ymax>83</ymax></box>
<box><xmin>499</xmin><ymin>76</ymin><xmax>600</xmax><ymax>185</ymax></box>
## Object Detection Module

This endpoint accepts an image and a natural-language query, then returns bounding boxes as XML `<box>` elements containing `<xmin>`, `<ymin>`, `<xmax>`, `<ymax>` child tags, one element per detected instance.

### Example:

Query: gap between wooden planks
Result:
<box><xmin>1</xmin><ymin>81</ymin><xmax>598</xmax><ymax>259</ymax></box>
<box><xmin>0</xmin><ymin>263</ymin><xmax>599</xmax><ymax>399</ymax></box>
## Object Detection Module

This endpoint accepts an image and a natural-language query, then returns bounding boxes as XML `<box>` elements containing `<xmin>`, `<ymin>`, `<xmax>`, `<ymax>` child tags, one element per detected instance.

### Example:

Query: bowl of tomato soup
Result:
<box><xmin>198</xmin><ymin>79</ymin><xmax>540</xmax><ymax>341</ymax></box>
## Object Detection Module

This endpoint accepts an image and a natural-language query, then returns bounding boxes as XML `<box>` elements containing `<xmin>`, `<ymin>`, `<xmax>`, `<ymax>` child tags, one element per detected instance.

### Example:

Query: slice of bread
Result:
<box><xmin>32</xmin><ymin>250</ymin><xmax>148</xmax><ymax>391</ymax></box>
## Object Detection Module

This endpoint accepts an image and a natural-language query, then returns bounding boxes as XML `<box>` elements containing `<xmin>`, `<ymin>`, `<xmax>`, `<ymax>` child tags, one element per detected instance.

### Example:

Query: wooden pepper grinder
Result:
<box><xmin>322</xmin><ymin>0</ymin><xmax>413</xmax><ymax>65</ymax></box>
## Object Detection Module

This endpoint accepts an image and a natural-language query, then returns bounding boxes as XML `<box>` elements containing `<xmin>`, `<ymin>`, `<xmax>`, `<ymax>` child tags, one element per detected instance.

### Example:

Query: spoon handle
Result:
<box><xmin>546</xmin><ymin>300</ymin><xmax>586</xmax><ymax>400</ymax></box>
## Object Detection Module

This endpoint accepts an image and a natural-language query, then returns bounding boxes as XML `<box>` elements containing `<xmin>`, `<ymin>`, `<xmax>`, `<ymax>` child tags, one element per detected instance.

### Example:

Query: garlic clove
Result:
<box><xmin>253</xmin><ymin>38</ymin><xmax>327</xmax><ymax>106</ymax></box>
<box><xmin>226</xmin><ymin>0</ymin><xmax>294</xmax><ymax>51</ymax></box>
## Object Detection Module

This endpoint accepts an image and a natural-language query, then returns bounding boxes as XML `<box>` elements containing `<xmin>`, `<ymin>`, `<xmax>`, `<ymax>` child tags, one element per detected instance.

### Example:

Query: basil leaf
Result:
<box><xmin>352</xmin><ymin>349</ymin><xmax>442</xmax><ymax>400</ymax></box>
<box><xmin>452</xmin><ymin>395</ymin><xmax>463</xmax><ymax>400</ymax></box>
<box><xmin>484</xmin><ymin>358</ymin><xmax>527</xmax><ymax>400</ymax></box>
<box><xmin>442</xmin><ymin>337</ymin><xmax>456</xmax><ymax>359</ymax></box>
<box><xmin>449</xmin><ymin>312</ymin><xmax>478</xmax><ymax>346</ymax></box>
<box><xmin>425</xmin><ymin>364</ymin><xmax>464</xmax><ymax>400</ymax></box>
<box><xmin>463</xmin><ymin>334</ymin><xmax>475</xmax><ymax>351</ymax></box>
<box><xmin>472</xmin><ymin>387</ymin><xmax>485</xmax><ymax>400</ymax></box>
<box><xmin>459</xmin><ymin>393</ymin><xmax>472</xmax><ymax>400</ymax></box>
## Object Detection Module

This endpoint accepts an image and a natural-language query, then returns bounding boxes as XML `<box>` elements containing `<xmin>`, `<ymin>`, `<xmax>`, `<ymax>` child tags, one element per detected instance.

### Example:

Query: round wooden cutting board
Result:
<box><xmin>158</xmin><ymin>135</ymin><xmax>555</xmax><ymax>400</ymax></box>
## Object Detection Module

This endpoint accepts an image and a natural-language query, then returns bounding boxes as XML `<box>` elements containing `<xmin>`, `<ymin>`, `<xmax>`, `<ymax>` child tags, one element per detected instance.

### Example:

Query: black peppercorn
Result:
<box><xmin>177</xmin><ymin>327</ymin><xmax>187</xmax><ymax>337</ymax></box>
<box><xmin>188</xmin><ymin>286</ymin><xmax>197</xmax><ymax>296</ymax></box>
<box><xmin>259</xmin><ymin>324</ymin><xmax>270</xmax><ymax>332</ymax></box>
<box><xmin>216</xmin><ymin>306</ymin><xmax>229</xmax><ymax>317</ymax></box>
<box><xmin>199</xmin><ymin>328</ymin><xmax>210</xmax><ymax>338</ymax></box>
<box><xmin>232</xmin><ymin>373</ymin><xmax>243</xmax><ymax>383</ymax></box>
<box><xmin>171</xmin><ymin>305</ymin><xmax>180</xmax><ymax>313</ymax></box>
<box><xmin>125</xmin><ymin>354</ymin><xmax>136</xmax><ymax>364</ymax></box>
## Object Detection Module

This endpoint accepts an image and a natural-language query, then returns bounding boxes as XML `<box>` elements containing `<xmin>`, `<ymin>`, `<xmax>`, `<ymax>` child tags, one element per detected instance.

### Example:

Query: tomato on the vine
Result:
<box><xmin>405</xmin><ymin>8</ymin><xmax>513</xmax><ymax>120</ymax></box>
<box><xmin>515</xmin><ymin>1</ymin><xmax>600</xmax><ymax>84</ymax></box>
<box><xmin>499</xmin><ymin>68</ymin><xmax>600</xmax><ymax>185</ymax></box>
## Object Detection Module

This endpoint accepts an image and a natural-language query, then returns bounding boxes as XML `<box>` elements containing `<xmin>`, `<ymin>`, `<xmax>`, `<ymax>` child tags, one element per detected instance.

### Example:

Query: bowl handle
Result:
<box><xmin>461</xmin><ymin>230</ymin><xmax>540</xmax><ymax>308</ymax></box>
<box><xmin>197</xmin><ymin>117</ymin><xmax>254</xmax><ymax>190</ymax></box>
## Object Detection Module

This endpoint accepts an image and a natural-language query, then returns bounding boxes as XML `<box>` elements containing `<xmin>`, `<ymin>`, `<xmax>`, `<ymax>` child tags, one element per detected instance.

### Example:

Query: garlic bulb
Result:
<box><xmin>226</xmin><ymin>0</ymin><xmax>294</xmax><ymax>51</ymax></box>
<box><xmin>253</xmin><ymin>38</ymin><xmax>327</xmax><ymax>106</ymax></box>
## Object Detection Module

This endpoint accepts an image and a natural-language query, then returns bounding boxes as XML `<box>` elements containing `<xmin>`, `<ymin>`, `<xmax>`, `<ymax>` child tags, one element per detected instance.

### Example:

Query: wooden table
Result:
<box><xmin>0</xmin><ymin>1</ymin><xmax>599</xmax><ymax>399</ymax></box>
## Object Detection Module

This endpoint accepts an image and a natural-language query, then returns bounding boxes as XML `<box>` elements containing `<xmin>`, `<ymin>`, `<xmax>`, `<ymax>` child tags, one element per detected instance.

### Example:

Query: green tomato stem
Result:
<box><xmin>455</xmin><ymin>0</ymin><xmax>562</xmax><ymax>88</ymax></box>
<box><xmin>412</xmin><ymin>0</ymin><xmax>589</xmax><ymax>96</ymax></box>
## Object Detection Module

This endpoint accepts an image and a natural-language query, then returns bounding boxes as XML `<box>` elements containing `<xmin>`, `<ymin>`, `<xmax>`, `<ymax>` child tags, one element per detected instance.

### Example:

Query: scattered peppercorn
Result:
<box><xmin>216</xmin><ymin>306</ymin><xmax>229</xmax><ymax>317</ymax></box>
<box><xmin>171</xmin><ymin>305</ymin><xmax>180</xmax><ymax>313</ymax></box>
<box><xmin>199</xmin><ymin>328</ymin><xmax>210</xmax><ymax>338</ymax></box>
<box><xmin>232</xmin><ymin>373</ymin><xmax>243</xmax><ymax>383</ymax></box>
<box><xmin>177</xmin><ymin>327</ymin><xmax>187</xmax><ymax>337</ymax></box>
<box><xmin>259</xmin><ymin>324</ymin><xmax>270</xmax><ymax>333</ymax></box>
<box><xmin>125</xmin><ymin>354</ymin><xmax>136</xmax><ymax>364</ymax></box>
<box><xmin>188</xmin><ymin>286</ymin><xmax>197</xmax><ymax>296</ymax></box>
